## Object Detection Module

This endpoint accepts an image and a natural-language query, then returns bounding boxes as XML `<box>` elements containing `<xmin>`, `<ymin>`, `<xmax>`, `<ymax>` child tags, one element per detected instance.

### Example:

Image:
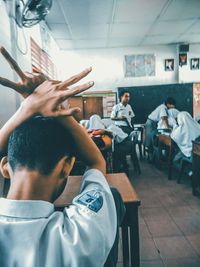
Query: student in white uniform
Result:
<box><xmin>0</xmin><ymin>56</ymin><xmax>125</xmax><ymax>267</ymax></box>
<box><xmin>144</xmin><ymin>97</ymin><xmax>176</xmax><ymax>155</ymax></box>
<box><xmin>87</xmin><ymin>114</ymin><xmax>106</xmax><ymax>130</ymax></box>
<box><xmin>111</xmin><ymin>91</ymin><xmax>135</xmax><ymax>135</ymax></box>
<box><xmin>86</xmin><ymin>114</ymin><xmax>128</xmax><ymax>144</ymax></box>
<box><xmin>157</xmin><ymin>108</ymin><xmax>179</xmax><ymax>130</ymax></box>
<box><xmin>171</xmin><ymin>111</ymin><xmax>200</xmax><ymax>172</ymax></box>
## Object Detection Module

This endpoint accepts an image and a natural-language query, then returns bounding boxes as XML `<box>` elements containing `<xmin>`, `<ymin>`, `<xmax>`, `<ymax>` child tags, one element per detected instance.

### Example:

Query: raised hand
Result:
<box><xmin>0</xmin><ymin>46</ymin><xmax>49</xmax><ymax>97</ymax></box>
<box><xmin>0</xmin><ymin>47</ymin><xmax>93</xmax><ymax>99</ymax></box>
<box><xmin>0</xmin><ymin>67</ymin><xmax>94</xmax><ymax>159</ymax></box>
<box><xmin>22</xmin><ymin>68</ymin><xmax>94</xmax><ymax>117</ymax></box>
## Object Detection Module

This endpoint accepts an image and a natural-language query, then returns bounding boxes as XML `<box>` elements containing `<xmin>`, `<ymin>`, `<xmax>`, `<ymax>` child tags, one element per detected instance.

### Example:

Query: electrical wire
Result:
<box><xmin>14</xmin><ymin>0</ymin><xmax>28</xmax><ymax>55</ymax></box>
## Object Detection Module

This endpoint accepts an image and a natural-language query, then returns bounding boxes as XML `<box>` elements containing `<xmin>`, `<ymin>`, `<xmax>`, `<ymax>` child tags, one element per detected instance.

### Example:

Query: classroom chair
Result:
<box><xmin>113</xmin><ymin>138</ymin><xmax>141</xmax><ymax>176</ymax></box>
<box><xmin>177</xmin><ymin>157</ymin><xmax>192</xmax><ymax>184</ymax></box>
<box><xmin>130</xmin><ymin>125</ymin><xmax>144</xmax><ymax>161</ymax></box>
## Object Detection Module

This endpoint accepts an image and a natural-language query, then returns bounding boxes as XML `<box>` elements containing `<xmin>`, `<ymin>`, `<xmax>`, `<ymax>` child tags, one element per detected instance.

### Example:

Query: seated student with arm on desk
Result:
<box><xmin>111</xmin><ymin>90</ymin><xmax>135</xmax><ymax>135</ymax></box>
<box><xmin>0</xmin><ymin>48</ymin><xmax>124</xmax><ymax>267</ymax></box>
<box><xmin>157</xmin><ymin>108</ymin><xmax>179</xmax><ymax>131</ymax></box>
<box><xmin>171</xmin><ymin>111</ymin><xmax>200</xmax><ymax>173</ymax></box>
<box><xmin>144</xmin><ymin>97</ymin><xmax>176</xmax><ymax>156</ymax></box>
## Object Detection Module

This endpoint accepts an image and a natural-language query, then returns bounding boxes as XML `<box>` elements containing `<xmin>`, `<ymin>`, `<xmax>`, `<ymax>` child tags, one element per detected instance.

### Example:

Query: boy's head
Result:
<box><xmin>119</xmin><ymin>91</ymin><xmax>130</xmax><ymax>105</ymax></box>
<box><xmin>7</xmin><ymin>116</ymin><xmax>75</xmax><ymax>175</ymax></box>
<box><xmin>165</xmin><ymin>97</ymin><xmax>176</xmax><ymax>109</ymax></box>
<box><xmin>1</xmin><ymin>117</ymin><xmax>76</xmax><ymax>201</ymax></box>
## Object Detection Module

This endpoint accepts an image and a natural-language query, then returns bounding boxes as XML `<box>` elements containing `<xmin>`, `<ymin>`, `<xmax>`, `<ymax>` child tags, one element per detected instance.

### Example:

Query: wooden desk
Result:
<box><xmin>192</xmin><ymin>140</ymin><xmax>200</xmax><ymax>195</ymax></box>
<box><xmin>158</xmin><ymin>134</ymin><xmax>174</xmax><ymax>180</ymax></box>
<box><xmin>55</xmin><ymin>173</ymin><xmax>141</xmax><ymax>267</ymax></box>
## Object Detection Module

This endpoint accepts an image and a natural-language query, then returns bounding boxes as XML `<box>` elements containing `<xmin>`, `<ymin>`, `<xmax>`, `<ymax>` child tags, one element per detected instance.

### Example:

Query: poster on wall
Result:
<box><xmin>102</xmin><ymin>93</ymin><xmax>116</xmax><ymax>117</ymax></box>
<box><xmin>124</xmin><ymin>54</ymin><xmax>155</xmax><ymax>77</ymax></box>
<box><xmin>165</xmin><ymin>59</ymin><xmax>174</xmax><ymax>71</ymax></box>
<box><xmin>190</xmin><ymin>58</ymin><xmax>199</xmax><ymax>70</ymax></box>
<box><xmin>179</xmin><ymin>53</ymin><xmax>187</xmax><ymax>67</ymax></box>
<box><xmin>193</xmin><ymin>83</ymin><xmax>200</xmax><ymax>118</ymax></box>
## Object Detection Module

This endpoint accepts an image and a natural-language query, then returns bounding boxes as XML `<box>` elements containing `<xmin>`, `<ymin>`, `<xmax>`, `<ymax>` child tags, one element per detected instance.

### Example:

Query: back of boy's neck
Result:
<box><xmin>7</xmin><ymin>170</ymin><xmax>53</xmax><ymax>202</ymax></box>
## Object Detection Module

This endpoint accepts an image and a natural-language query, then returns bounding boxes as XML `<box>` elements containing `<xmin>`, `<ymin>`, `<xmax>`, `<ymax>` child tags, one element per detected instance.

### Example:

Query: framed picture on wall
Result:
<box><xmin>190</xmin><ymin>58</ymin><xmax>199</xmax><ymax>70</ymax></box>
<box><xmin>165</xmin><ymin>59</ymin><xmax>174</xmax><ymax>71</ymax></box>
<box><xmin>179</xmin><ymin>53</ymin><xmax>187</xmax><ymax>67</ymax></box>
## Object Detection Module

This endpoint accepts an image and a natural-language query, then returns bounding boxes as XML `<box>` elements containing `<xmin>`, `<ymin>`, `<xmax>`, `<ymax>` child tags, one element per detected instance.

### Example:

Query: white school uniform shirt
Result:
<box><xmin>171</xmin><ymin>111</ymin><xmax>200</xmax><ymax>157</ymax></box>
<box><xmin>0</xmin><ymin>169</ymin><xmax>117</xmax><ymax>267</ymax></box>
<box><xmin>111</xmin><ymin>103</ymin><xmax>135</xmax><ymax>127</ymax></box>
<box><xmin>148</xmin><ymin>104</ymin><xmax>168</xmax><ymax>122</ymax></box>
<box><xmin>87</xmin><ymin>114</ymin><xmax>105</xmax><ymax>130</ymax></box>
<box><xmin>157</xmin><ymin>108</ymin><xmax>179</xmax><ymax>129</ymax></box>
<box><xmin>107</xmin><ymin>124</ymin><xmax>128</xmax><ymax>143</ymax></box>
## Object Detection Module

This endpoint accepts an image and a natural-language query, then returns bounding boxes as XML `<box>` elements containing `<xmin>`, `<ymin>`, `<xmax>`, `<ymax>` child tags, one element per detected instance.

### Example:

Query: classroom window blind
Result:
<box><xmin>30</xmin><ymin>38</ymin><xmax>57</xmax><ymax>79</ymax></box>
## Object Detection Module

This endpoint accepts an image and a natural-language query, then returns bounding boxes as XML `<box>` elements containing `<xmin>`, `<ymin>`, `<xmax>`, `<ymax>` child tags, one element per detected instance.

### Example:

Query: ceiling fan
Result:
<box><xmin>15</xmin><ymin>0</ymin><xmax>52</xmax><ymax>27</ymax></box>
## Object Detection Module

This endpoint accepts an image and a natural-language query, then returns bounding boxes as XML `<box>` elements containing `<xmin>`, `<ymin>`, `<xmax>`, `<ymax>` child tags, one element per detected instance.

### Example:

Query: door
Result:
<box><xmin>83</xmin><ymin>97</ymin><xmax>103</xmax><ymax>119</ymax></box>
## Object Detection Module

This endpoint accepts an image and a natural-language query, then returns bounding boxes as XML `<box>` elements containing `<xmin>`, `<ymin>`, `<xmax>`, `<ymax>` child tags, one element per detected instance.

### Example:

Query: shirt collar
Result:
<box><xmin>0</xmin><ymin>198</ymin><xmax>55</xmax><ymax>218</ymax></box>
<box><xmin>119</xmin><ymin>102</ymin><xmax>126</xmax><ymax>107</ymax></box>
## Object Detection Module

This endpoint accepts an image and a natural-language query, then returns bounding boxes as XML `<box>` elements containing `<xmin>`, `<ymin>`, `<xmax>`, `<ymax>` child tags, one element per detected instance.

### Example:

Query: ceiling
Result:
<box><xmin>45</xmin><ymin>0</ymin><xmax>200</xmax><ymax>50</ymax></box>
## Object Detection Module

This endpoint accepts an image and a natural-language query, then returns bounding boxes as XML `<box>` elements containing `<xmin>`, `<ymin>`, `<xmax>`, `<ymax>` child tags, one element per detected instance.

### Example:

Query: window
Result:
<box><xmin>30</xmin><ymin>38</ymin><xmax>57</xmax><ymax>79</ymax></box>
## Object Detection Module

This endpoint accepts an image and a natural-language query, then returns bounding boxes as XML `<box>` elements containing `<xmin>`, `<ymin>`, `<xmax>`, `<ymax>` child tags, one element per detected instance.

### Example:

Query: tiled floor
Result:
<box><xmin>117</xmin><ymin>160</ymin><xmax>200</xmax><ymax>267</ymax></box>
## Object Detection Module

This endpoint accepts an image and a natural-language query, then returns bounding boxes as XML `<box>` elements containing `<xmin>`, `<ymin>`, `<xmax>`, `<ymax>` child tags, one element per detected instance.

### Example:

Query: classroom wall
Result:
<box><xmin>58</xmin><ymin>45</ymin><xmax>178</xmax><ymax>91</ymax></box>
<box><xmin>179</xmin><ymin>44</ymin><xmax>200</xmax><ymax>83</ymax></box>
<box><xmin>59</xmin><ymin>44</ymin><xmax>200</xmax><ymax>92</ymax></box>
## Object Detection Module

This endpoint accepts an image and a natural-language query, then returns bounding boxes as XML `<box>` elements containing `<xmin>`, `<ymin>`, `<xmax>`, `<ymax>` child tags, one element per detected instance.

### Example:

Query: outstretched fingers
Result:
<box><xmin>0</xmin><ymin>76</ymin><xmax>20</xmax><ymax>91</ymax></box>
<box><xmin>0</xmin><ymin>47</ymin><xmax>26</xmax><ymax>81</ymax></box>
<box><xmin>60</xmin><ymin>81</ymin><xmax>94</xmax><ymax>101</ymax></box>
<box><xmin>53</xmin><ymin>81</ymin><xmax>94</xmax><ymax>109</ymax></box>
<box><xmin>59</xmin><ymin>67</ymin><xmax>92</xmax><ymax>90</ymax></box>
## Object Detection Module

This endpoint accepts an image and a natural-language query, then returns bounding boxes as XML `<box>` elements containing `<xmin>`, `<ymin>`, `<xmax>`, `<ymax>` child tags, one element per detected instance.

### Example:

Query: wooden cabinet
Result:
<box><xmin>68</xmin><ymin>92</ymin><xmax>116</xmax><ymax>120</ymax></box>
<box><xmin>83</xmin><ymin>96</ymin><xmax>103</xmax><ymax>119</ymax></box>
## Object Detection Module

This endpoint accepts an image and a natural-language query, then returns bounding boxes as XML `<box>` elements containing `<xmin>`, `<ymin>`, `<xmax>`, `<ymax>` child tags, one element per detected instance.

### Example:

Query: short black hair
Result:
<box><xmin>165</xmin><ymin>97</ymin><xmax>176</xmax><ymax>106</ymax></box>
<box><xmin>118</xmin><ymin>90</ymin><xmax>129</xmax><ymax>101</ymax></box>
<box><xmin>8</xmin><ymin>116</ymin><xmax>75</xmax><ymax>175</ymax></box>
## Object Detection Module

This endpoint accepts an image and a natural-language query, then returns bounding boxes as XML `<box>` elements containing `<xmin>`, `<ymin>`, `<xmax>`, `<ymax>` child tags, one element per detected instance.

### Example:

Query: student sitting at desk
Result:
<box><xmin>157</xmin><ymin>108</ymin><xmax>179</xmax><ymax>131</ymax></box>
<box><xmin>0</xmin><ymin>47</ymin><xmax>125</xmax><ymax>267</ymax></box>
<box><xmin>111</xmin><ymin>90</ymin><xmax>135</xmax><ymax>135</ymax></box>
<box><xmin>84</xmin><ymin>114</ymin><xmax>140</xmax><ymax>173</ymax></box>
<box><xmin>171</xmin><ymin>111</ymin><xmax>200</xmax><ymax>173</ymax></box>
<box><xmin>83</xmin><ymin>114</ymin><xmax>128</xmax><ymax>144</ymax></box>
<box><xmin>144</xmin><ymin>97</ymin><xmax>176</xmax><ymax>157</ymax></box>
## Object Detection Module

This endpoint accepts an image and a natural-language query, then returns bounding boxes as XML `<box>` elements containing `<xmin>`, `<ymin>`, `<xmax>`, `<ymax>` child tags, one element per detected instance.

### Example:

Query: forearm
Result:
<box><xmin>58</xmin><ymin>116</ymin><xmax>106</xmax><ymax>174</ymax></box>
<box><xmin>0</xmin><ymin>105</ymin><xmax>33</xmax><ymax>157</ymax></box>
<box><xmin>162</xmin><ymin>117</ymin><xmax>169</xmax><ymax>128</ymax></box>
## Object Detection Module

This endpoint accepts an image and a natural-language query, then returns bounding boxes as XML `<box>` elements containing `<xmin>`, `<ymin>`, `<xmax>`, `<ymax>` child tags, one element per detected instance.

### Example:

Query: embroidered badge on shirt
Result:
<box><xmin>76</xmin><ymin>190</ymin><xmax>103</xmax><ymax>212</ymax></box>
